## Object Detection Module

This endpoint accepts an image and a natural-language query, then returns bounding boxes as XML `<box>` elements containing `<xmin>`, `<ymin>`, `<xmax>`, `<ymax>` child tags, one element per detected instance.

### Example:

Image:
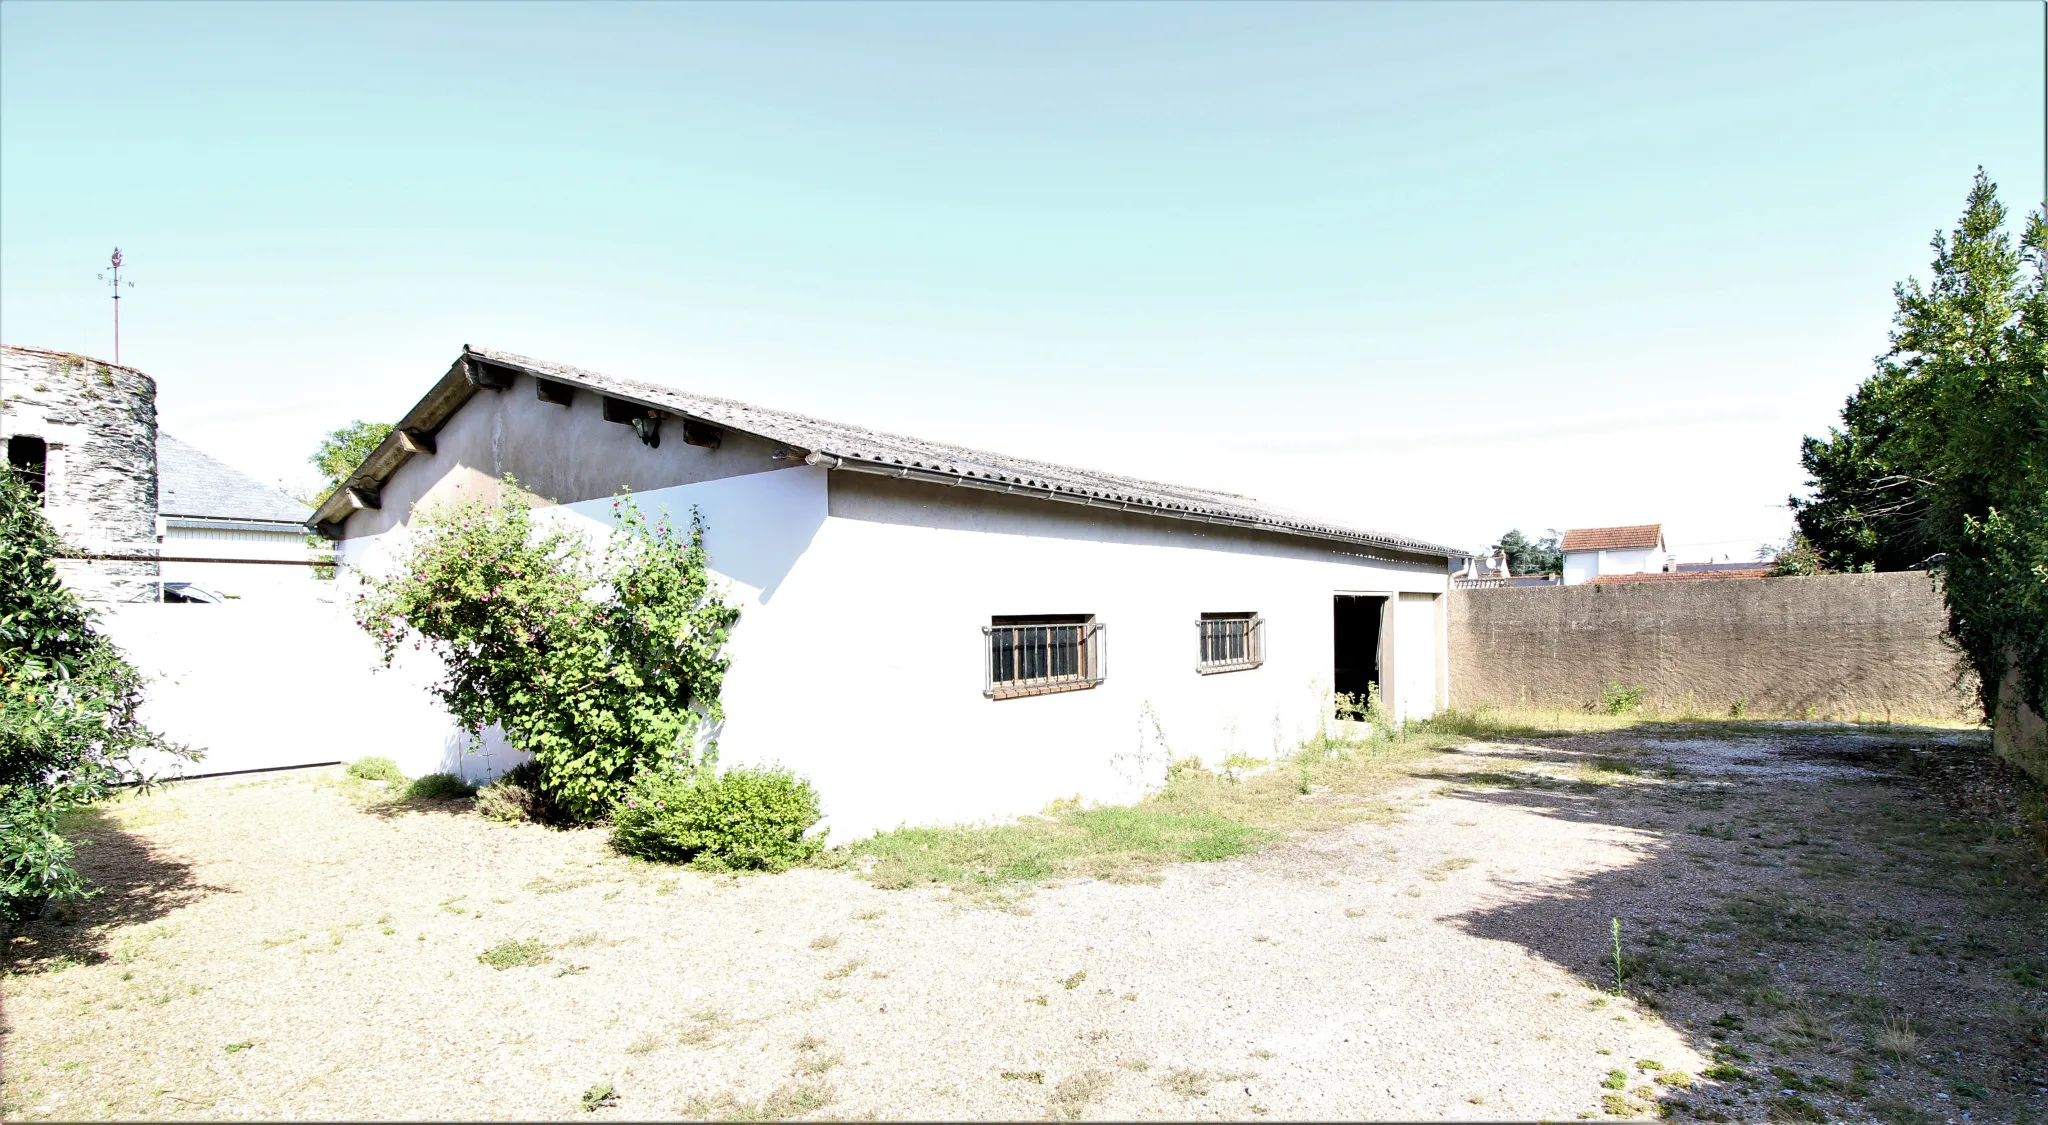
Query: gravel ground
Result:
<box><xmin>4</xmin><ymin>724</ymin><xmax>2034</xmax><ymax>1122</ymax></box>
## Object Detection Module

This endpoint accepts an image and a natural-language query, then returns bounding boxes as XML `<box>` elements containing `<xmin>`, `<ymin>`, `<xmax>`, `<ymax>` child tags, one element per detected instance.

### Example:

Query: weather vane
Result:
<box><xmin>97</xmin><ymin>247</ymin><xmax>135</xmax><ymax>364</ymax></box>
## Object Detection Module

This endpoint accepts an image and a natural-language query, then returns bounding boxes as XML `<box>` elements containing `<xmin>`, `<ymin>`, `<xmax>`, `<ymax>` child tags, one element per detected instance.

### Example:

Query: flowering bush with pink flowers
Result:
<box><xmin>355</xmin><ymin>480</ymin><xmax>739</xmax><ymax>822</ymax></box>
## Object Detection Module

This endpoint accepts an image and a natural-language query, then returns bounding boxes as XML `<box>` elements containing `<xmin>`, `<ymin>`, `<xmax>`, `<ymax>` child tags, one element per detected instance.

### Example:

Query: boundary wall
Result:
<box><xmin>1447</xmin><ymin>571</ymin><xmax>1975</xmax><ymax>720</ymax></box>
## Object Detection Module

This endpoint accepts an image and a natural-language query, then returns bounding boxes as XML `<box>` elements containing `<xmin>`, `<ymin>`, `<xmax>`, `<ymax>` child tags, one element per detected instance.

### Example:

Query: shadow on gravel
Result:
<box><xmin>1430</xmin><ymin>724</ymin><xmax>2043</xmax><ymax>1124</ymax></box>
<box><xmin>2</xmin><ymin>807</ymin><xmax>232</xmax><ymax>976</ymax></box>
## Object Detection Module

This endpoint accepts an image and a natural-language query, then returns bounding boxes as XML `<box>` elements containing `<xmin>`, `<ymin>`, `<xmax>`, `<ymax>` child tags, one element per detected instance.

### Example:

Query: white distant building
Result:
<box><xmin>157</xmin><ymin>433</ymin><xmax>325</xmax><ymax>601</ymax></box>
<box><xmin>1560</xmin><ymin>524</ymin><xmax>1670</xmax><ymax>586</ymax></box>
<box><xmin>309</xmin><ymin>345</ymin><xmax>1459</xmax><ymax>839</ymax></box>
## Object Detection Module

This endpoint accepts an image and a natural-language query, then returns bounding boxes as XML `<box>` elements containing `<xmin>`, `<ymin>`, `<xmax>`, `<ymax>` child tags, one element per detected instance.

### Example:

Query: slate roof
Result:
<box><xmin>312</xmin><ymin>345</ymin><xmax>1456</xmax><ymax>559</ymax></box>
<box><xmin>158</xmin><ymin>433</ymin><xmax>312</xmax><ymax>524</ymax></box>
<box><xmin>471</xmin><ymin>347</ymin><xmax>1456</xmax><ymax>559</ymax></box>
<box><xmin>1560</xmin><ymin>524</ymin><xmax>1664</xmax><ymax>552</ymax></box>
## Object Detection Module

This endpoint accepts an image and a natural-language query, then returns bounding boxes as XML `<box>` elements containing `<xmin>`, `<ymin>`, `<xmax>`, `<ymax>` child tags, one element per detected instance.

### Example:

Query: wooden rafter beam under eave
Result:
<box><xmin>463</xmin><ymin>357</ymin><xmax>514</xmax><ymax>391</ymax></box>
<box><xmin>397</xmin><ymin>428</ymin><xmax>436</xmax><ymax>455</ymax></box>
<box><xmin>602</xmin><ymin>395</ymin><xmax>667</xmax><ymax>447</ymax></box>
<box><xmin>535</xmin><ymin>378</ymin><xmax>576</xmax><ymax>406</ymax></box>
<box><xmin>345</xmin><ymin>486</ymin><xmax>381</xmax><ymax>511</ymax></box>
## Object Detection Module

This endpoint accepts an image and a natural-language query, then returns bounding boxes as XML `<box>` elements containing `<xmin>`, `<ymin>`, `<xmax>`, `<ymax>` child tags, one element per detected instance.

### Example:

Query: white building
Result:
<box><xmin>1560</xmin><ymin>524</ymin><xmax>1671</xmax><ymax>586</ymax></box>
<box><xmin>311</xmin><ymin>346</ymin><xmax>1457</xmax><ymax>839</ymax></box>
<box><xmin>157</xmin><ymin>433</ymin><xmax>325</xmax><ymax>601</ymax></box>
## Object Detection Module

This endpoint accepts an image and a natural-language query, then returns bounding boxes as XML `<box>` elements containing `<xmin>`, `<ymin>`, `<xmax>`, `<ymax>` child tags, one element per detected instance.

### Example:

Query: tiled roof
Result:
<box><xmin>1588</xmin><ymin>567</ymin><xmax>1771</xmax><ymax>585</ymax></box>
<box><xmin>158</xmin><ymin>433</ymin><xmax>312</xmax><ymax>524</ymax></box>
<box><xmin>315</xmin><ymin>345</ymin><xmax>1457</xmax><ymax>559</ymax></box>
<box><xmin>1560</xmin><ymin>524</ymin><xmax>1663</xmax><ymax>552</ymax></box>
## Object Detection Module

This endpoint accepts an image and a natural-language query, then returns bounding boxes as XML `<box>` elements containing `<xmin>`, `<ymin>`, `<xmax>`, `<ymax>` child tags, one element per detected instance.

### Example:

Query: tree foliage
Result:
<box><xmin>1762</xmin><ymin>531</ymin><xmax>1829</xmax><ymax>577</ymax></box>
<box><xmin>310</xmin><ymin>421</ymin><xmax>393</xmax><ymax>497</ymax></box>
<box><xmin>1791</xmin><ymin>170</ymin><xmax>2048</xmax><ymax>717</ymax></box>
<box><xmin>1492</xmin><ymin>529</ymin><xmax>1562</xmax><ymax>575</ymax></box>
<box><xmin>0</xmin><ymin>467</ymin><xmax>189</xmax><ymax>922</ymax></box>
<box><xmin>355</xmin><ymin>482</ymin><xmax>740</xmax><ymax>821</ymax></box>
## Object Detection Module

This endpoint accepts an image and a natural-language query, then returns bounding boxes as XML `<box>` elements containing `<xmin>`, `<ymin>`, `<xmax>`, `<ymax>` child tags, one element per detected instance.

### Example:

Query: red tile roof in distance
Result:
<box><xmin>1560</xmin><ymin>524</ymin><xmax>1664</xmax><ymax>552</ymax></box>
<box><xmin>1588</xmin><ymin>567</ymin><xmax>1771</xmax><ymax>585</ymax></box>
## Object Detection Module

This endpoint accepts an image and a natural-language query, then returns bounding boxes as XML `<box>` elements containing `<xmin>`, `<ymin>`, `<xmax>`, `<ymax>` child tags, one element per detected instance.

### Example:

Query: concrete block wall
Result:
<box><xmin>1447</xmin><ymin>571</ymin><xmax>1976</xmax><ymax>720</ymax></box>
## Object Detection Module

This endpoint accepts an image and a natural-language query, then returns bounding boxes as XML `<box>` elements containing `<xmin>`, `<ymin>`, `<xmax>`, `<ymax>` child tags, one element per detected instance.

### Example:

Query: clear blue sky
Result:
<box><xmin>2</xmin><ymin>1</ymin><xmax>2041</xmax><ymax>556</ymax></box>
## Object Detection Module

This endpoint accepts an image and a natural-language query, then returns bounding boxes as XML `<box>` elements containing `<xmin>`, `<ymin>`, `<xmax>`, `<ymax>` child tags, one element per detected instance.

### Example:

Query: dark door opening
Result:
<box><xmin>7</xmin><ymin>435</ymin><xmax>47</xmax><ymax>502</ymax></box>
<box><xmin>1333</xmin><ymin>594</ymin><xmax>1386</xmax><ymax>710</ymax></box>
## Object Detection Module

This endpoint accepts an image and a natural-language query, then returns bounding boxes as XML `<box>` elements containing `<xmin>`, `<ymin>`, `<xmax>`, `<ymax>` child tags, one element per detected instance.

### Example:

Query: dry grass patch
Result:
<box><xmin>830</xmin><ymin>727</ymin><xmax>1458</xmax><ymax>901</ymax></box>
<box><xmin>1049</xmin><ymin>1069</ymin><xmax>1114</xmax><ymax>1119</ymax></box>
<box><xmin>679</xmin><ymin>1082</ymin><xmax>832</xmax><ymax>1121</ymax></box>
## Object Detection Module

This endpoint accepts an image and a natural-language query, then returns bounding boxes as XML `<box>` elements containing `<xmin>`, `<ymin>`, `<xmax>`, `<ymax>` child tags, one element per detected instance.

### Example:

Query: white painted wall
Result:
<box><xmin>327</xmin><ymin>465</ymin><xmax>1449</xmax><ymax>842</ymax></box>
<box><xmin>159</xmin><ymin>523</ymin><xmax>329</xmax><ymax>602</ymax></box>
<box><xmin>1562</xmin><ymin>545</ymin><xmax>1665</xmax><ymax>585</ymax></box>
<box><xmin>104</xmin><ymin>598</ymin><xmax>477</xmax><ymax>782</ymax></box>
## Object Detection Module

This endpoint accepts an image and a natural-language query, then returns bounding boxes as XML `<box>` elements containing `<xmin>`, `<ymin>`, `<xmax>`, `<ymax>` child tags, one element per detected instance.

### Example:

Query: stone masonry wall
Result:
<box><xmin>1</xmin><ymin>344</ymin><xmax>159</xmax><ymax>602</ymax></box>
<box><xmin>1448</xmin><ymin>571</ymin><xmax>1976</xmax><ymax>721</ymax></box>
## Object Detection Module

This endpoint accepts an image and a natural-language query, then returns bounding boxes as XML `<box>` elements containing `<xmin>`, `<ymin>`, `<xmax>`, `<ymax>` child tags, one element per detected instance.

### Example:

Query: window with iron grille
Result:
<box><xmin>1196</xmin><ymin>612</ymin><xmax>1263</xmax><ymax>673</ymax></box>
<box><xmin>984</xmin><ymin>615</ymin><xmax>1104</xmax><ymax>699</ymax></box>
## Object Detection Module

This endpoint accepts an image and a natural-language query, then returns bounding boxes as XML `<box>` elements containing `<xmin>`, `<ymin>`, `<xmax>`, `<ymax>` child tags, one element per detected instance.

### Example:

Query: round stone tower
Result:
<box><xmin>1</xmin><ymin>344</ymin><xmax>160</xmax><ymax>602</ymax></box>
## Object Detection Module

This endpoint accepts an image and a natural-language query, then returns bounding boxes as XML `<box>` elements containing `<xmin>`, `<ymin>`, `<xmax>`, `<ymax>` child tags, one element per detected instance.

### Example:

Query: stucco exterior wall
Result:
<box><xmin>1447</xmin><ymin>571</ymin><xmax>1974</xmax><ymax>719</ymax></box>
<box><xmin>1</xmin><ymin>345</ymin><xmax>159</xmax><ymax>601</ymax></box>
<box><xmin>334</xmin><ymin>453</ymin><xmax>1449</xmax><ymax>840</ymax></box>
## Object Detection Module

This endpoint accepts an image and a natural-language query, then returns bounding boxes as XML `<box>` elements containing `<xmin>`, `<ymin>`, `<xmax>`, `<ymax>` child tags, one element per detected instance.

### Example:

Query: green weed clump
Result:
<box><xmin>478</xmin><ymin>938</ymin><xmax>551</xmax><ymax>969</ymax></box>
<box><xmin>580</xmin><ymin>1081</ymin><xmax>618</xmax><ymax>1111</ymax></box>
<box><xmin>346</xmin><ymin>757</ymin><xmax>406</xmax><ymax>784</ymax></box>
<box><xmin>611</xmin><ymin>765</ymin><xmax>825</xmax><ymax>871</ymax></box>
<box><xmin>1601</xmin><ymin>682</ymin><xmax>1647</xmax><ymax>715</ymax></box>
<box><xmin>405</xmin><ymin>772</ymin><xmax>476</xmax><ymax>800</ymax></box>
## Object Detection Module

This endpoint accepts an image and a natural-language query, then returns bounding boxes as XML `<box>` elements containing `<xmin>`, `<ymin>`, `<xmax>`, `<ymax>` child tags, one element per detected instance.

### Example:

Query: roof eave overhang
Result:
<box><xmin>801</xmin><ymin>451</ymin><xmax>1452</xmax><ymax>564</ymax></box>
<box><xmin>314</xmin><ymin>347</ymin><xmax>1456</xmax><ymax>563</ymax></box>
<box><xmin>310</xmin><ymin>350</ymin><xmax>494</xmax><ymax>537</ymax></box>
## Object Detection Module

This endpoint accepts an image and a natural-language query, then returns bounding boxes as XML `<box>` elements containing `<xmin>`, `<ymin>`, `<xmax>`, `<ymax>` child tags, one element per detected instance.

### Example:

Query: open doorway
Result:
<box><xmin>1333</xmin><ymin>594</ymin><xmax>1386</xmax><ymax>713</ymax></box>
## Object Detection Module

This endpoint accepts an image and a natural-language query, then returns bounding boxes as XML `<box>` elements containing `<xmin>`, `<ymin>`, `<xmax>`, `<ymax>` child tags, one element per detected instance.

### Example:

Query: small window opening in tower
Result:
<box><xmin>7</xmin><ymin>435</ymin><xmax>48</xmax><ymax>503</ymax></box>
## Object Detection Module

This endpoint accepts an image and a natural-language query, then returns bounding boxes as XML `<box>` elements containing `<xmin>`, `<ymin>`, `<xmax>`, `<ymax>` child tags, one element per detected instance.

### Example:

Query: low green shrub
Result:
<box><xmin>474</xmin><ymin>761</ymin><xmax>563</xmax><ymax>824</ymax></box>
<box><xmin>346</xmin><ymin>756</ymin><xmax>406</xmax><ymax>784</ymax></box>
<box><xmin>405</xmin><ymin>772</ymin><xmax>476</xmax><ymax>800</ymax></box>
<box><xmin>1600</xmin><ymin>681</ymin><xmax>1647</xmax><ymax>716</ymax></box>
<box><xmin>611</xmin><ymin>765</ymin><xmax>825</xmax><ymax>871</ymax></box>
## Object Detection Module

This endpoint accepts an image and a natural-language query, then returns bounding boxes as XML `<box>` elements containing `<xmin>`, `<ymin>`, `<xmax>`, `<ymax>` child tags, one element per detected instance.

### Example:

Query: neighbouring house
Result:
<box><xmin>1450</xmin><ymin>553</ymin><xmax>1511</xmax><ymax>588</ymax></box>
<box><xmin>311</xmin><ymin>346</ymin><xmax>1459</xmax><ymax>839</ymax></box>
<box><xmin>157</xmin><ymin>433</ymin><xmax>325</xmax><ymax>601</ymax></box>
<box><xmin>1560</xmin><ymin>524</ymin><xmax>1671</xmax><ymax>586</ymax></box>
<box><xmin>1451</xmin><ymin>554</ymin><xmax>1560</xmax><ymax>588</ymax></box>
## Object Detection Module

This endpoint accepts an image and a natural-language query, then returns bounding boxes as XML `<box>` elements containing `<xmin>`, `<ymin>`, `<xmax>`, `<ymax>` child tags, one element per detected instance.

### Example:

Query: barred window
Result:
<box><xmin>1196</xmin><ymin>612</ymin><xmax>1263</xmax><ymax>673</ymax></box>
<box><xmin>984</xmin><ymin>615</ymin><xmax>1105</xmax><ymax>699</ymax></box>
